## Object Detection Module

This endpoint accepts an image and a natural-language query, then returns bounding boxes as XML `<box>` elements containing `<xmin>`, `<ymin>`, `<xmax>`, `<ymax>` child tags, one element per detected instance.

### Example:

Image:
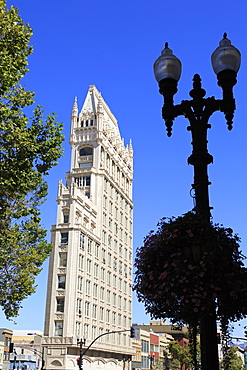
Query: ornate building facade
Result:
<box><xmin>43</xmin><ymin>86</ymin><xmax>134</xmax><ymax>370</ymax></box>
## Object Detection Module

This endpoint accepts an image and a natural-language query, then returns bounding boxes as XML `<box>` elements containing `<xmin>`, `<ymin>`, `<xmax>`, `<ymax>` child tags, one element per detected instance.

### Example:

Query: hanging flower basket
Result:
<box><xmin>133</xmin><ymin>212</ymin><xmax>247</xmax><ymax>326</ymax></box>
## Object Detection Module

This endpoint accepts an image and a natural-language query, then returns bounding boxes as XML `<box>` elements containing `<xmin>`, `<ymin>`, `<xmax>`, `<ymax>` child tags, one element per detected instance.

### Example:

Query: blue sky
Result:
<box><xmin>1</xmin><ymin>0</ymin><xmax>247</xmax><ymax>339</ymax></box>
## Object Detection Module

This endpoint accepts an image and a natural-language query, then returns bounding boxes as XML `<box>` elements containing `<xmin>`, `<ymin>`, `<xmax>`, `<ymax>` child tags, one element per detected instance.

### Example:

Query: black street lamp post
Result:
<box><xmin>153</xmin><ymin>34</ymin><xmax>241</xmax><ymax>370</ymax></box>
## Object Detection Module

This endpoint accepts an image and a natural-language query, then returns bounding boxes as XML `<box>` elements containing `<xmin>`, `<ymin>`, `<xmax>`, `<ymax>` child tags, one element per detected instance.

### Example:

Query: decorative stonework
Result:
<box><xmin>43</xmin><ymin>85</ymin><xmax>133</xmax><ymax>370</ymax></box>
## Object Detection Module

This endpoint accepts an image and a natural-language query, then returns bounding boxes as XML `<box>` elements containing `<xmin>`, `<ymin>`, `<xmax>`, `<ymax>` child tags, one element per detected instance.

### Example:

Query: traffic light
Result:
<box><xmin>76</xmin><ymin>357</ymin><xmax>81</xmax><ymax>366</ymax></box>
<box><xmin>130</xmin><ymin>326</ymin><xmax>140</xmax><ymax>340</ymax></box>
<box><xmin>130</xmin><ymin>326</ymin><xmax>135</xmax><ymax>338</ymax></box>
<box><xmin>9</xmin><ymin>343</ymin><xmax>14</xmax><ymax>353</ymax></box>
<box><xmin>216</xmin><ymin>333</ymin><xmax>221</xmax><ymax>344</ymax></box>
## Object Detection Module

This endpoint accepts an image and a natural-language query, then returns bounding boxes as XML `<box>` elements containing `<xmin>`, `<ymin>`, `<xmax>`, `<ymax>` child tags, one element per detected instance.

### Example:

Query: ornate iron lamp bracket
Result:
<box><xmin>161</xmin><ymin>74</ymin><xmax>236</xmax><ymax>136</ymax></box>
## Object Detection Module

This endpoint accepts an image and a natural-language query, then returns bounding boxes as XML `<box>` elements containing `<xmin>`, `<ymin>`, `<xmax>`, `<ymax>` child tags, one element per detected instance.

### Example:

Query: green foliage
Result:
<box><xmin>168</xmin><ymin>341</ymin><xmax>193</xmax><ymax>370</ymax></box>
<box><xmin>220</xmin><ymin>346</ymin><xmax>244</xmax><ymax>370</ymax></box>
<box><xmin>0</xmin><ymin>1</ymin><xmax>64</xmax><ymax>319</ymax></box>
<box><xmin>0</xmin><ymin>0</ymin><xmax>32</xmax><ymax>94</ymax></box>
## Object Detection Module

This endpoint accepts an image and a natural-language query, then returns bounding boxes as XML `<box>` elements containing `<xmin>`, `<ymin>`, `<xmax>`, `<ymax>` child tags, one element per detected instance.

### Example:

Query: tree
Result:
<box><xmin>0</xmin><ymin>0</ymin><xmax>64</xmax><ymax>319</ymax></box>
<box><xmin>220</xmin><ymin>346</ymin><xmax>245</xmax><ymax>370</ymax></box>
<box><xmin>168</xmin><ymin>340</ymin><xmax>193</xmax><ymax>370</ymax></box>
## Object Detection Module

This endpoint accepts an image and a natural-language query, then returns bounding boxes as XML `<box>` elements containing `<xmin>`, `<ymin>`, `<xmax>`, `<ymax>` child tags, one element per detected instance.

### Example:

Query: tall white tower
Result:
<box><xmin>43</xmin><ymin>86</ymin><xmax>134</xmax><ymax>370</ymax></box>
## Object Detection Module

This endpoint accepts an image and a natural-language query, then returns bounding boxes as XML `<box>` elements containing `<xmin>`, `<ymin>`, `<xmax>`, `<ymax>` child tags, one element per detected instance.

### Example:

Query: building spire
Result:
<box><xmin>72</xmin><ymin>97</ymin><xmax>78</xmax><ymax>116</ymax></box>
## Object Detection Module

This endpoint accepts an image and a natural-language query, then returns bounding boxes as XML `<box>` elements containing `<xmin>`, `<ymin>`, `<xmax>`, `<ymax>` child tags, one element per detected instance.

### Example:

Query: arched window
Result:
<box><xmin>79</xmin><ymin>146</ymin><xmax>93</xmax><ymax>168</ymax></box>
<box><xmin>79</xmin><ymin>147</ymin><xmax>93</xmax><ymax>156</ymax></box>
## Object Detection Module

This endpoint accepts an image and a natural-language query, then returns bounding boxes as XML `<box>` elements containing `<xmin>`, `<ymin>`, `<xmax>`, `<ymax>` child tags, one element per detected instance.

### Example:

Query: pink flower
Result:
<box><xmin>187</xmin><ymin>229</ymin><xmax>194</xmax><ymax>237</ymax></box>
<box><xmin>193</xmin><ymin>308</ymin><xmax>198</xmax><ymax>312</ymax></box>
<box><xmin>159</xmin><ymin>271</ymin><xmax>167</xmax><ymax>279</ymax></box>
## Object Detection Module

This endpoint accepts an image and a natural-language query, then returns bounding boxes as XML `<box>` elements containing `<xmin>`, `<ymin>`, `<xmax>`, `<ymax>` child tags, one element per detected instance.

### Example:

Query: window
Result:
<box><xmin>92</xmin><ymin>326</ymin><xmax>97</xmax><ymax>339</ymax></box>
<box><xmin>63</xmin><ymin>214</ymin><xmax>69</xmax><ymax>223</ymax></box>
<box><xmin>5</xmin><ymin>337</ymin><xmax>10</xmax><ymax>347</ymax></box>
<box><xmin>93</xmin><ymin>283</ymin><xmax>98</xmax><ymax>297</ymax></box>
<box><xmin>119</xmin><ymin>261</ymin><xmax>123</xmax><ymax>274</ymax></box>
<box><xmin>102</xmin><ymin>230</ymin><xmax>106</xmax><ymax>244</ymax></box>
<box><xmin>94</xmin><ymin>263</ymin><xmax>99</xmax><ymax>277</ymax></box>
<box><xmin>86</xmin><ymin>259</ymin><xmax>91</xmax><ymax>274</ymax></box>
<box><xmin>85</xmin><ymin>280</ymin><xmax>91</xmax><ymax>295</ymax></box>
<box><xmin>101</xmin><ymin>267</ymin><xmax>105</xmax><ymax>281</ymax></box>
<box><xmin>78</xmin><ymin>276</ymin><xmax>83</xmax><ymax>291</ymax></box>
<box><xmin>112</xmin><ymin>312</ymin><xmax>116</xmax><ymax>325</ymax></box>
<box><xmin>113</xmin><ymin>274</ymin><xmax>117</xmax><ymax>287</ymax></box>
<box><xmin>99</xmin><ymin>327</ymin><xmax>103</xmax><ymax>341</ymax></box>
<box><xmin>119</xmin><ymin>244</ymin><xmax>122</xmax><ymax>254</ymax></box>
<box><xmin>107</xmin><ymin>289</ymin><xmax>111</xmax><ymax>303</ymax></box>
<box><xmin>113</xmin><ymin>292</ymin><xmax>116</xmax><ymax>306</ymax></box>
<box><xmin>87</xmin><ymin>239</ymin><xmax>92</xmax><ymax>253</ymax></box>
<box><xmin>56</xmin><ymin>298</ymin><xmax>64</xmax><ymax>312</ymax></box>
<box><xmin>124</xmin><ymin>281</ymin><xmax>127</xmax><ymax>293</ymax></box>
<box><xmin>103</xmin><ymin>195</ymin><xmax>107</xmax><ymax>208</ymax></box>
<box><xmin>3</xmin><ymin>352</ymin><xmax>9</xmax><ymax>361</ymax></box>
<box><xmin>100</xmin><ymin>287</ymin><xmax>105</xmax><ymax>300</ymax></box>
<box><xmin>75</xmin><ymin>322</ymin><xmax>81</xmax><ymax>337</ymax></box>
<box><xmin>100</xmin><ymin>307</ymin><xmax>104</xmax><ymax>321</ymax></box>
<box><xmin>102</xmin><ymin>248</ymin><xmax>106</xmax><ymax>261</ymax></box>
<box><xmin>107</xmin><ymin>271</ymin><xmax>111</xmax><ymax>285</ymax></box>
<box><xmin>106</xmin><ymin>309</ymin><xmax>110</xmax><ymax>323</ymax></box>
<box><xmin>124</xmin><ymin>264</ymin><xmax>127</xmax><ymax>277</ymax></box>
<box><xmin>124</xmin><ymin>298</ymin><xmax>127</xmax><ymax>310</ymax></box>
<box><xmin>84</xmin><ymin>301</ymin><xmax>90</xmax><ymax>317</ymax></box>
<box><xmin>84</xmin><ymin>324</ymin><xmax>89</xmax><ymax>339</ymax></box>
<box><xmin>142</xmin><ymin>356</ymin><xmax>149</xmax><ymax>369</ymax></box>
<box><xmin>79</xmin><ymin>147</ymin><xmax>93</xmax><ymax>156</ymax></box>
<box><xmin>54</xmin><ymin>321</ymin><xmax>63</xmax><ymax>336</ymax></box>
<box><xmin>76</xmin><ymin>299</ymin><xmax>82</xmax><ymax>315</ymax></box>
<box><xmin>61</xmin><ymin>232</ymin><xmax>68</xmax><ymax>245</ymax></box>
<box><xmin>95</xmin><ymin>244</ymin><xmax>99</xmax><ymax>258</ymax></box>
<box><xmin>92</xmin><ymin>304</ymin><xmax>97</xmax><ymax>319</ymax></box>
<box><xmin>78</xmin><ymin>254</ymin><xmax>84</xmax><ymax>270</ymax></box>
<box><xmin>80</xmin><ymin>232</ymin><xmax>85</xmax><ymax>249</ymax></box>
<box><xmin>118</xmin><ymin>295</ymin><xmax>122</xmax><ymax>308</ymax></box>
<box><xmin>142</xmin><ymin>340</ymin><xmax>150</xmax><ymax>353</ymax></box>
<box><xmin>74</xmin><ymin>176</ymin><xmax>91</xmax><ymax>187</ymax></box>
<box><xmin>79</xmin><ymin>162</ymin><xmax>92</xmax><ymax>168</ymax></box>
<box><xmin>58</xmin><ymin>275</ymin><xmax>66</xmax><ymax>289</ymax></box>
<box><xmin>59</xmin><ymin>252</ymin><xmax>67</xmax><ymax>267</ymax></box>
<box><xmin>108</xmin><ymin>253</ymin><xmax>111</xmax><ymax>267</ymax></box>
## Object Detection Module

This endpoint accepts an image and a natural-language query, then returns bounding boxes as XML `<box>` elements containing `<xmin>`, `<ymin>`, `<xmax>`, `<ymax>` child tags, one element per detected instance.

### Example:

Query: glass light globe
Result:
<box><xmin>211</xmin><ymin>33</ymin><xmax>241</xmax><ymax>75</ymax></box>
<box><xmin>154</xmin><ymin>43</ymin><xmax>182</xmax><ymax>82</ymax></box>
